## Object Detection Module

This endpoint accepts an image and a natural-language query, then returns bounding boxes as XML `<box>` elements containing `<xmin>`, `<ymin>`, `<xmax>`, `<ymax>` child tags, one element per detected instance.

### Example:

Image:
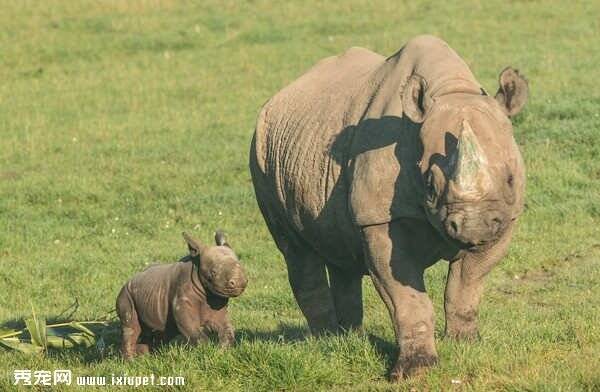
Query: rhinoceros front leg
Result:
<box><xmin>444</xmin><ymin>227</ymin><xmax>514</xmax><ymax>340</ymax></box>
<box><xmin>215</xmin><ymin>315</ymin><xmax>235</xmax><ymax>348</ymax></box>
<box><xmin>173</xmin><ymin>296</ymin><xmax>209</xmax><ymax>346</ymax></box>
<box><xmin>327</xmin><ymin>264</ymin><xmax>363</xmax><ymax>332</ymax></box>
<box><xmin>285</xmin><ymin>248</ymin><xmax>338</xmax><ymax>335</ymax></box>
<box><xmin>361</xmin><ymin>222</ymin><xmax>438</xmax><ymax>380</ymax></box>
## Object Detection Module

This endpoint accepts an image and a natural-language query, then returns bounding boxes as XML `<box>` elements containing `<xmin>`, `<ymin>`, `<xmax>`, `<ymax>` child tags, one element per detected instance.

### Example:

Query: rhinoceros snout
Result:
<box><xmin>226</xmin><ymin>274</ymin><xmax>247</xmax><ymax>291</ymax></box>
<box><xmin>444</xmin><ymin>209</ymin><xmax>505</xmax><ymax>247</ymax></box>
<box><xmin>224</xmin><ymin>267</ymin><xmax>248</xmax><ymax>296</ymax></box>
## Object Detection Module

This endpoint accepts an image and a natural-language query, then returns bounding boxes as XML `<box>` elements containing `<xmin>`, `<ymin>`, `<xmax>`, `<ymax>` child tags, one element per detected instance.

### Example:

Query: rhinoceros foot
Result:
<box><xmin>389</xmin><ymin>353</ymin><xmax>439</xmax><ymax>381</ymax></box>
<box><xmin>445</xmin><ymin>326</ymin><xmax>481</xmax><ymax>341</ymax></box>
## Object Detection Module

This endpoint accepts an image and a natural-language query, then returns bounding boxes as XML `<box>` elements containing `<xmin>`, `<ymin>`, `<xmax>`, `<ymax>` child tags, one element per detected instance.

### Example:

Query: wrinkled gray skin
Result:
<box><xmin>250</xmin><ymin>35</ymin><xmax>528</xmax><ymax>380</ymax></box>
<box><xmin>116</xmin><ymin>231</ymin><xmax>248</xmax><ymax>359</ymax></box>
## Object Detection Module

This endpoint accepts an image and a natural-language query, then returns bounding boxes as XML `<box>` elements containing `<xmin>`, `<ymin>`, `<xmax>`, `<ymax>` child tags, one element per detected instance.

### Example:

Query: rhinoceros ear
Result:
<box><xmin>495</xmin><ymin>67</ymin><xmax>529</xmax><ymax>117</ymax></box>
<box><xmin>214</xmin><ymin>229</ymin><xmax>231</xmax><ymax>248</ymax></box>
<box><xmin>183</xmin><ymin>232</ymin><xmax>205</xmax><ymax>257</ymax></box>
<box><xmin>402</xmin><ymin>74</ymin><xmax>428</xmax><ymax>123</ymax></box>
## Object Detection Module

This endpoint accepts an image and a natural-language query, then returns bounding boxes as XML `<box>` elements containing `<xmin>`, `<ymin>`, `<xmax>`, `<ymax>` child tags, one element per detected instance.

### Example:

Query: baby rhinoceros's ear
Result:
<box><xmin>214</xmin><ymin>229</ymin><xmax>231</xmax><ymax>248</ymax></box>
<box><xmin>183</xmin><ymin>232</ymin><xmax>205</xmax><ymax>258</ymax></box>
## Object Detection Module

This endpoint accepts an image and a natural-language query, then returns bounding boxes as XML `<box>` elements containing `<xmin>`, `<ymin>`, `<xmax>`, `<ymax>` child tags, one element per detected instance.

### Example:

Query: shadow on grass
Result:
<box><xmin>0</xmin><ymin>318</ymin><xmax>25</xmax><ymax>331</ymax></box>
<box><xmin>236</xmin><ymin>321</ymin><xmax>308</xmax><ymax>344</ymax></box>
<box><xmin>237</xmin><ymin>322</ymin><xmax>398</xmax><ymax>374</ymax></box>
<box><xmin>367</xmin><ymin>333</ymin><xmax>397</xmax><ymax>372</ymax></box>
<box><xmin>2</xmin><ymin>316</ymin><xmax>399</xmax><ymax>373</ymax></box>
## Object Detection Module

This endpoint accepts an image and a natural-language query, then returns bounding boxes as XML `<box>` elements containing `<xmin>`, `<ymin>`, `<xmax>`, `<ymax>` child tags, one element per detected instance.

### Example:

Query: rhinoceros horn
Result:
<box><xmin>450</xmin><ymin>119</ymin><xmax>492</xmax><ymax>199</ymax></box>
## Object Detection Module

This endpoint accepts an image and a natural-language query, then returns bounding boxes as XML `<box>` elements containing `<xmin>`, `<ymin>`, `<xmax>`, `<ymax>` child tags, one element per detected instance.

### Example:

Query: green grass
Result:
<box><xmin>1</xmin><ymin>0</ymin><xmax>599</xmax><ymax>390</ymax></box>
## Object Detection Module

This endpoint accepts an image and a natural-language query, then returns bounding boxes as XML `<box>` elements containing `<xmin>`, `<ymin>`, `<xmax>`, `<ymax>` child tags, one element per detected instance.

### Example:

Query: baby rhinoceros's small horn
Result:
<box><xmin>214</xmin><ymin>230</ymin><xmax>230</xmax><ymax>248</ymax></box>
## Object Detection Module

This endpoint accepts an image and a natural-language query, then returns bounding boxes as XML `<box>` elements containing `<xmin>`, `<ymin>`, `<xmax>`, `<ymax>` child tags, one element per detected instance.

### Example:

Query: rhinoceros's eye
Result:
<box><xmin>503</xmin><ymin>170</ymin><xmax>516</xmax><ymax>204</ymax></box>
<box><xmin>425</xmin><ymin>171</ymin><xmax>436</xmax><ymax>202</ymax></box>
<box><xmin>206</xmin><ymin>268</ymin><xmax>216</xmax><ymax>281</ymax></box>
<box><xmin>507</xmin><ymin>173</ymin><xmax>514</xmax><ymax>187</ymax></box>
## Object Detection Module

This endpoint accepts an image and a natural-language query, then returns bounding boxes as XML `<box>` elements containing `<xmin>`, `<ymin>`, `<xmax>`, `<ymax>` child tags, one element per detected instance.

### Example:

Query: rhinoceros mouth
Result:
<box><xmin>211</xmin><ymin>285</ymin><xmax>246</xmax><ymax>298</ymax></box>
<box><xmin>438</xmin><ymin>229</ymin><xmax>480</xmax><ymax>250</ymax></box>
<box><xmin>438</xmin><ymin>214</ymin><xmax>504</xmax><ymax>251</ymax></box>
<box><xmin>425</xmin><ymin>207</ymin><xmax>497</xmax><ymax>251</ymax></box>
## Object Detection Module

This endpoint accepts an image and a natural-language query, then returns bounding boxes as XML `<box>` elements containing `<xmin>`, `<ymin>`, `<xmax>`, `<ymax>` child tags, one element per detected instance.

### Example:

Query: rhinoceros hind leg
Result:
<box><xmin>120</xmin><ymin>324</ymin><xmax>142</xmax><ymax>360</ymax></box>
<box><xmin>116</xmin><ymin>286</ymin><xmax>142</xmax><ymax>360</ymax></box>
<box><xmin>361</xmin><ymin>222</ymin><xmax>438</xmax><ymax>381</ymax></box>
<box><xmin>285</xmin><ymin>248</ymin><xmax>338</xmax><ymax>336</ymax></box>
<box><xmin>327</xmin><ymin>264</ymin><xmax>363</xmax><ymax>332</ymax></box>
<box><xmin>135</xmin><ymin>343</ymin><xmax>150</xmax><ymax>355</ymax></box>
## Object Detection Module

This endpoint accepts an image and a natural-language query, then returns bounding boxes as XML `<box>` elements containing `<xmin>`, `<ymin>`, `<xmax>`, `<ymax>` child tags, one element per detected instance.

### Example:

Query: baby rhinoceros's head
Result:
<box><xmin>183</xmin><ymin>230</ymin><xmax>248</xmax><ymax>298</ymax></box>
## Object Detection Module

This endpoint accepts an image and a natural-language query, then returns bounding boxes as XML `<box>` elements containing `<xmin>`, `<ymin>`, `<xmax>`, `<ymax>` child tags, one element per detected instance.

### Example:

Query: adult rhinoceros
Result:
<box><xmin>249</xmin><ymin>35</ymin><xmax>528</xmax><ymax>380</ymax></box>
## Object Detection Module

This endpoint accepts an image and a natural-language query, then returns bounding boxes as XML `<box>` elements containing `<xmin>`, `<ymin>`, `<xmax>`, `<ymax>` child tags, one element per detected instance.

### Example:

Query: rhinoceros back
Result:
<box><xmin>251</xmin><ymin>47</ymin><xmax>384</xmax><ymax>264</ymax></box>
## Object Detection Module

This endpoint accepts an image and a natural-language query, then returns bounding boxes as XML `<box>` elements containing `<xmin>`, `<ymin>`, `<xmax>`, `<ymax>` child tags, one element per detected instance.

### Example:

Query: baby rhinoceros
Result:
<box><xmin>116</xmin><ymin>230</ymin><xmax>248</xmax><ymax>359</ymax></box>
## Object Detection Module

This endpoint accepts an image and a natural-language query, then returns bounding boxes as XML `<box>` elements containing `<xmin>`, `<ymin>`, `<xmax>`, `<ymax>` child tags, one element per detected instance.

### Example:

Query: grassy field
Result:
<box><xmin>1</xmin><ymin>0</ymin><xmax>599</xmax><ymax>390</ymax></box>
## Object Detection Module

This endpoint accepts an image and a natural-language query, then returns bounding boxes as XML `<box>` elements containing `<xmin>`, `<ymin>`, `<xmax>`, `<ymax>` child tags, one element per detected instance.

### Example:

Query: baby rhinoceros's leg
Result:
<box><xmin>135</xmin><ymin>343</ymin><xmax>150</xmax><ymax>355</ymax></box>
<box><xmin>116</xmin><ymin>286</ymin><xmax>143</xmax><ymax>360</ymax></box>
<box><xmin>135</xmin><ymin>334</ymin><xmax>154</xmax><ymax>356</ymax></box>
<box><xmin>215</xmin><ymin>315</ymin><xmax>235</xmax><ymax>348</ymax></box>
<box><xmin>173</xmin><ymin>295</ymin><xmax>208</xmax><ymax>346</ymax></box>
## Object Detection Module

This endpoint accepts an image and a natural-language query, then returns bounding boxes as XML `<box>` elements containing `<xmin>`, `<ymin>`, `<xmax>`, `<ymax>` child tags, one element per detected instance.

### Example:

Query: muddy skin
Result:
<box><xmin>116</xmin><ymin>231</ymin><xmax>248</xmax><ymax>359</ymax></box>
<box><xmin>250</xmin><ymin>35</ymin><xmax>528</xmax><ymax>380</ymax></box>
